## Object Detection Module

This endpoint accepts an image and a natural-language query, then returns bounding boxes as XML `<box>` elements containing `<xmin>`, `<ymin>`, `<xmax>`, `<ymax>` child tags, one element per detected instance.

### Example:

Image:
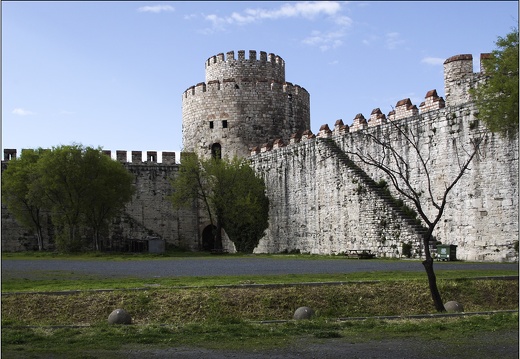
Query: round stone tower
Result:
<box><xmin>182</xmin><ymin>50</ymin><xmax>310</xmax><ymax>159</ymax></box>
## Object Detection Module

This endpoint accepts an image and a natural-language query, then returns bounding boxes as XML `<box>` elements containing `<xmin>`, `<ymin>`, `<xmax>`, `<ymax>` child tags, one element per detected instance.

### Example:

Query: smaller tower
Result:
<box><xmin>443</xmin><ymin>54</ymin><xmax>490</xmax><ymax>107</ymax></box>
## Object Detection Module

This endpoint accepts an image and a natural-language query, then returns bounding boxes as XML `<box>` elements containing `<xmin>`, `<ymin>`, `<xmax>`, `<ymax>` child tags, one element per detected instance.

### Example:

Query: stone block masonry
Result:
<box><xmin>1</xmin><ymin>152</ymin><xmax>200</xmax><ymax>252</ymax></box>
<box><xmin>1</xmin><ymin>51</ymin><xmax>518</xmax><ymax>261</ymax></box>
<box><xmin>182</xmin><ymin>50</ymin><xmax>310</xmax><ymax>159</ymax></box>
<box><xmin>251</xmin><ymin>101</ymin><xmax>518</xmax><ymax>262</ymax></box>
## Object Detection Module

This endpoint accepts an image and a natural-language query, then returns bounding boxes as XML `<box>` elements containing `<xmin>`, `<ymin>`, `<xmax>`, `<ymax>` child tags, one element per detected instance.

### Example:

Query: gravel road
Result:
<box><xmin>2</xmin><ymin>257</ymin><xmax>518</xmax><ymax>279</ymax></box>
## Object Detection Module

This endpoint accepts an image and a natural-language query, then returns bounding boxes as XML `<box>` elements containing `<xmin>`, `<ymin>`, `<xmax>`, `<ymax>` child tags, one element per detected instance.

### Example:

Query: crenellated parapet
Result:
<box><xmin>388</xmin><ymin>98</ymin><xmax>419</xmax><ymax>121</ymax></box>
<box><xmin>250</xmin><ymin>85</ymin><xmax>454</xmax><ymax>156</ymax></box>
<box><xmin>2</xmin><ymin>149</ymin><xmax>177</xmax><ymax>164</ymax></box>
<box><xmin>350</xmin><ymin>114</ymin><xmax>368</xmax><ymax>132</ymax></box>
<box><xmin>205</xmin><ymin>50</ymin><xmax>285</xmax><ymax>84</ymax></box>
<box><xmin>182</xmin><ymin>77</ymin><xmax>310</xmax><ymax>104</ymax></box>
<box><xmin>368</xmin><ymin>108</ymin><xmax>387</xmax><ymax>127</ymax></box>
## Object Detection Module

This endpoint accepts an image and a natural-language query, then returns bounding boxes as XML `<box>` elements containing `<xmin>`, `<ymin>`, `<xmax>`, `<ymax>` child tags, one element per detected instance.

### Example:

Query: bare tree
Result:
<box><xmin>342</xmin><ymin>117</ymin><xmax>484</xmax><ymax>312</ymax></box>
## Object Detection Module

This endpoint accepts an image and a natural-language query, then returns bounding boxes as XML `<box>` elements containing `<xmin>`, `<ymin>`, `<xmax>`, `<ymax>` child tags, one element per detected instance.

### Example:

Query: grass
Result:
<box><xmin>1</xmin><ymin>252</ymin><xmax>518</xmax><ymax>358</ymax></box>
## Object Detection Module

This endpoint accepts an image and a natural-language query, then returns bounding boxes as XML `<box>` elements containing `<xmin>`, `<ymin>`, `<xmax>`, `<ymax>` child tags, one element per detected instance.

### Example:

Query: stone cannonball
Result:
<box><xmin>444</xmin><ymin>301</ymin><xmax>464</xmax><ymax>313</ymax></box>
<box><xmin>293</xmin><ymin>306</ymin><xmax>315</xmax><ymax>320</ymax></box>
<box><xmin>108</xmin><ymin>308</ymin><xmax>132</xmax><ymax>325</ymax></box>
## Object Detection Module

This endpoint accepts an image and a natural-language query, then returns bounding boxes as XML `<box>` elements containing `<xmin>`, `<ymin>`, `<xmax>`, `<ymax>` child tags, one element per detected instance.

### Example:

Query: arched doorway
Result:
<box><xmin>201</xmin><ymin>224</ymin><xmax>217</xmax><ymax>251</ymax></box>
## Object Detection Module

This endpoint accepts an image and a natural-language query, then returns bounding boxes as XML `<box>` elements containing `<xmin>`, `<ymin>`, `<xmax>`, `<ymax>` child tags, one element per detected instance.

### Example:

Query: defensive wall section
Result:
<box><xmin>182</xmin><ymin>50</ymin><xmax>310</xmax><ymax>159</ymax></box>
<box><xmin>2</xmin><ymin>52</ymin><xmax>518</xmax><ymax>262</ymax></box>
<box><xmin>1</xmin><ymin>150</ymin><xmax>201</xmax><ymax>252</ymax></box>
<box><xmin>250</xmin><ymin>54</ymin><xmax>518</xmax><ymax>262</ymax></box>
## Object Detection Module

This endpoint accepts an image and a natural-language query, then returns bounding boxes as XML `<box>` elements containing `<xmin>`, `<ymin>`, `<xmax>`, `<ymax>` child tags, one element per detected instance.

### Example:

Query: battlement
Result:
<box><xmin>206</xmin><ymin>50</ymin><xmax>284</xmax><ymax>70</ymax></box>
<box><xmin>182</xmin><ymin>78</ymin><xmax>309</xmax><ymax>101</ymax></box>
<box><xmin>2</xmin><ymin>149</ymin><xmax>178</xmax><ymax>165</ymax></box>
<box><xmin>204</xmin><ymin>50</ymin><xmax>286</xmax><ymax>84</ymax></box>
<box><xmin>250</xmin><ymin>88</ymin><xmax>450</xmax><ymax>155</ymax></box>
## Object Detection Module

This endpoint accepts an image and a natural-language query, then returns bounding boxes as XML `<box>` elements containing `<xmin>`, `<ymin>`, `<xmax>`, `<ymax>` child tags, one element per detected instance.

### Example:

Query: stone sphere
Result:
<box><xmin>293</xmin><ymin>306</ymin><xmax>315</xmax><ymax>320</ymax></box>
<box><xmin>444</xmin><ymin>301</ymin><xmax>464</xmax><ymax>313</ymax></box>
<box><xmin>108</xmin><ymin>308</ymin><xmax>132</xmax><ymax>325</ymax></box>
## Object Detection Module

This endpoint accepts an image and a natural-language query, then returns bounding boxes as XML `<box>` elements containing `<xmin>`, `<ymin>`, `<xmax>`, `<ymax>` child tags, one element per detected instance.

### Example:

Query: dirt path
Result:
<box><xmin>119</xmin><ymin>329</ymin><xmax>519</xmax><ymax>359</ymax></box>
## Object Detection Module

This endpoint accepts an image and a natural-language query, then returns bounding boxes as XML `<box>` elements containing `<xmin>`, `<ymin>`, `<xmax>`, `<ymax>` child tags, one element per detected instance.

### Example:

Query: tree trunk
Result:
<box><xmin>36</xmin><ymin>226</ymin><xmax>44</xmax><ymax>251</ymax></box>
<box><xmin>214</xmin><ymin>220</ymin><xmax>223</xmax><ymax>250</ymax></box>
<box><xmin>94</xmin><ymin>229</ymin><xmax>100</xmax><ymax>251</ymax></box>
<box><xmin>422</xmin><ymin>232</ymin><xmax>446</xmax><ymax>312</ymax></box>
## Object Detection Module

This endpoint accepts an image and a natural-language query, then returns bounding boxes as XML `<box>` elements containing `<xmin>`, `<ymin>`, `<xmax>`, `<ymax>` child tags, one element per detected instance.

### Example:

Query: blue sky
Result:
<box><xmin>2</xmin><ymin>1</ymin><xmax>518</xmax><ymax>161</ymax></box>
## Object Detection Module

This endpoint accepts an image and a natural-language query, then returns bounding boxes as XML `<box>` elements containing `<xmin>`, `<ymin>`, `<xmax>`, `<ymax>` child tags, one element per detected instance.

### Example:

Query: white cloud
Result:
<box><xmin>421</xmin><ymin>57</ymin><xmax>445</xmax><ymax>66</ymax></box>
<box><xmin>205</xmin><ymin>1</ymin><xmax>348</xmax><ymax>27</ymax></box>
<box><xmin>201</xmin><ymin>2</ymin><xmax>351</xmax><ymax>51</ymax></box>
<box><xmin>362</xmin><ymin>34</ymin><xmax>379</xmax><ymax>46</ymax></box>
<box><xmin>302</xmin><ymin>29</ymin><xmax>345</xmax><ymax>51</ymax></box>
<box><xmin>385</xmin><ymin>32</ymin><xmax>405</xmax><ymax>50</ymax></box>
<box><xmin>137</xmin><ymin>5</ymin><xmax>175</xmax><ymax>13</ymax></box>
<box><xmin>12</xmin><ymin>108</ymin><xmax>35</xmax><ymax>116</ymax></box>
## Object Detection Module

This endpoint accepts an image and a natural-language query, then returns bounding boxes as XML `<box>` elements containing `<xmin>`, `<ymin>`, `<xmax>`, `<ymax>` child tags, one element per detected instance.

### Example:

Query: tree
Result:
<box><xmin>341</xmin><ymin>119</ymin><xmax>483</xmax><ymax>312</ymax></box>
<box><xmin>2</xmin><ymin>148</ymin><xmax>48</xmax><ymax>250</ymax></box>
<box><xmin>81</xmin><ymin>147</ymin><xmax>135</xmax><ymax>251</ymax></box>
<box><xmin>219</xmin><ymin>160</ymin><xmax>269</xmax><ymax>253</ymax></box>
<box><xmin>470</xmin><ymin>27</ymin><xmax>519</xmax><ymax>137</ymax></box>
<box><xmin>170</xmin><ymin>153</ymin><xmax>269</xmax><ymax>253</ymax></box>
<box><xmin>2</xmin><ymin>144</ymin><xmax>135</xmax><ymax>252</ymax></box>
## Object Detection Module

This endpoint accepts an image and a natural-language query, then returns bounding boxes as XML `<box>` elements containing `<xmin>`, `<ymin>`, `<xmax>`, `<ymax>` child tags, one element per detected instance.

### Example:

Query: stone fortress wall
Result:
<box><xmin>1</xmin><ymin>150</ymin><xmax>200</xmax><ymax>252</ymax></box>
<box><xmin>249</xmin><ymin>54</ymin><xmax>518</xmax><ymax>262</ymax></box>
<box><xmin>2</xmin><ymin>51</ymin><xmax>518</xmax><ymax>261</ymax></box>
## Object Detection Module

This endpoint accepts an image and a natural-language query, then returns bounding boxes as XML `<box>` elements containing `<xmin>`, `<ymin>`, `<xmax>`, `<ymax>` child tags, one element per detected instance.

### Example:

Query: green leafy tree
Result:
<box><xmin>471</xmin><ymin>27</ymin><xmax>519</xmax><ymax>137</ymax></box>
<box><xmin>81</xmin><ymin>147</ymin><xmax>135</xmax><ymax>251</ymax></box>
<box><xmin>220</xmin><ymin>161</ymin><xmax>269</xmax><ymax>253</ymax></box>
<box><xmin>2</xmin><ymin>148</ymin><xmax>48</xmax><ymax>250</ymax></box>
<box><xmin>3</xmin><ymin>144</ymin><xmax>136</xmax><ymax>252</ymax></box>
<box><xmin>36</xmin><ymin>145</ymin><xmax>91</xmax><ymax>251</ymax></box>
<box><xmin>170</xmin><ymin>153</ymin><xmax>269</xmax><ymax>253</ymax></box>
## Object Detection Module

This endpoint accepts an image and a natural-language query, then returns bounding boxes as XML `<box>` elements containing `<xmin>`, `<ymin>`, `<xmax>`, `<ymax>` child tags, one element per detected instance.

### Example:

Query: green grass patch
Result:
<box><xmin>2</xmin><ymin>253</ymin><xmax>518</xmax><ymax>358</ymax></box>
<box><xmin>2</xmin><ymin>313</ymin><xmax>518</xmax><ymax>358</ymax></box>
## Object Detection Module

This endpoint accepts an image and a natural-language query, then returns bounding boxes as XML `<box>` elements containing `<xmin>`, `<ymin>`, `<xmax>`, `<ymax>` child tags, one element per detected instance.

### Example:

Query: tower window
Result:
<box><xmin>209</xmin><ymin>121</ymin><xmax>214</xmax><ymax>129</ymax></box>
<box><xmin>222</xmin><ymin>120</ymin><xmax>228</xmax><ymax>128</ymax></box>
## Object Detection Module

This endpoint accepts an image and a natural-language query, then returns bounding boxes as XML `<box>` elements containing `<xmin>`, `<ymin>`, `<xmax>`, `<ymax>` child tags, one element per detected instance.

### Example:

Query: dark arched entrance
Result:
<box><xmin>202</xmin><ymin>224</ymin><xmax>217</xmax><ymax>251</ymax></box>
<box><xmin>211</xmin><ymin>143</ymin><xmax>222</xmax><ymax>159</ymax></box>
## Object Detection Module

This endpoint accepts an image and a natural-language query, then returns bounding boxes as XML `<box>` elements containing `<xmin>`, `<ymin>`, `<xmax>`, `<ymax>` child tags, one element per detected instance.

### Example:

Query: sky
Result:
<box><xmin>2</xmin><ymin>1</ymin><xmax>518</xmax><ymax>161</ymax></box>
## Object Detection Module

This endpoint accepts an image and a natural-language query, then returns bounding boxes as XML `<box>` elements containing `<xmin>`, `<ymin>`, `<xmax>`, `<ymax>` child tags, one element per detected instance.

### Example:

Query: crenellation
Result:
<box><xmin>3</xmin><ymin>149</ymin><xmax>16</xmax><ymax>161</ymax></box>
<box><xmin>350</xmin><ymin>113</ymin><xmax>368</xmax><ymax>132</ymax></box>
<box><xmin>290</xmin><ymin>131</ymin><xmax>302</xmax><ymax>144</ymax></box>
<box><xmin>162</xmin><ymin>152</ymin><xmax>176</xmax><ymax>164</ymax></box>
<box><xmin>419</xmin><ymin>89</ymin><xmax>445</xmax><ymax>113</ymax></box>
<box><xmin>273</xmin><ymin>138</ymin><xmax>285</xmax><ymax>149</ymax></box>
<box><xmin>317</xmin><ymin>124</ymin><xmax>332</xmax><ymax>138</ymax></box>
<box><xmin>146</xmin><ymin>151</ymin><xmax>157</xmax><ymax>163</ymax></box>
<box><xmin>261</xmin><ymin>142</ymin><xmax>272</xmax><ymax>152</ymax></box>
<box><xmin>368</xmin><ymin>108</ymin><xmax>387</xmax><ymax>127</ymax></box>
<box><xmin>480</xmin><ymin>53</ymin><xmax>492</xmax><ymax>73</ymax></box>
<box><xmin>301</xmin><ymin>130</ymin><xmax>315</xmax><ymax>141</ymax></box>
<box><xmin>392</xmin><ymin>98</ymin><xmax>419</xmax><ymax>121</ymax></box>
<box><xmin>131</xmin><ymin>151</ymin><xmax>142</xmax><ymax>163</ymax></box>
